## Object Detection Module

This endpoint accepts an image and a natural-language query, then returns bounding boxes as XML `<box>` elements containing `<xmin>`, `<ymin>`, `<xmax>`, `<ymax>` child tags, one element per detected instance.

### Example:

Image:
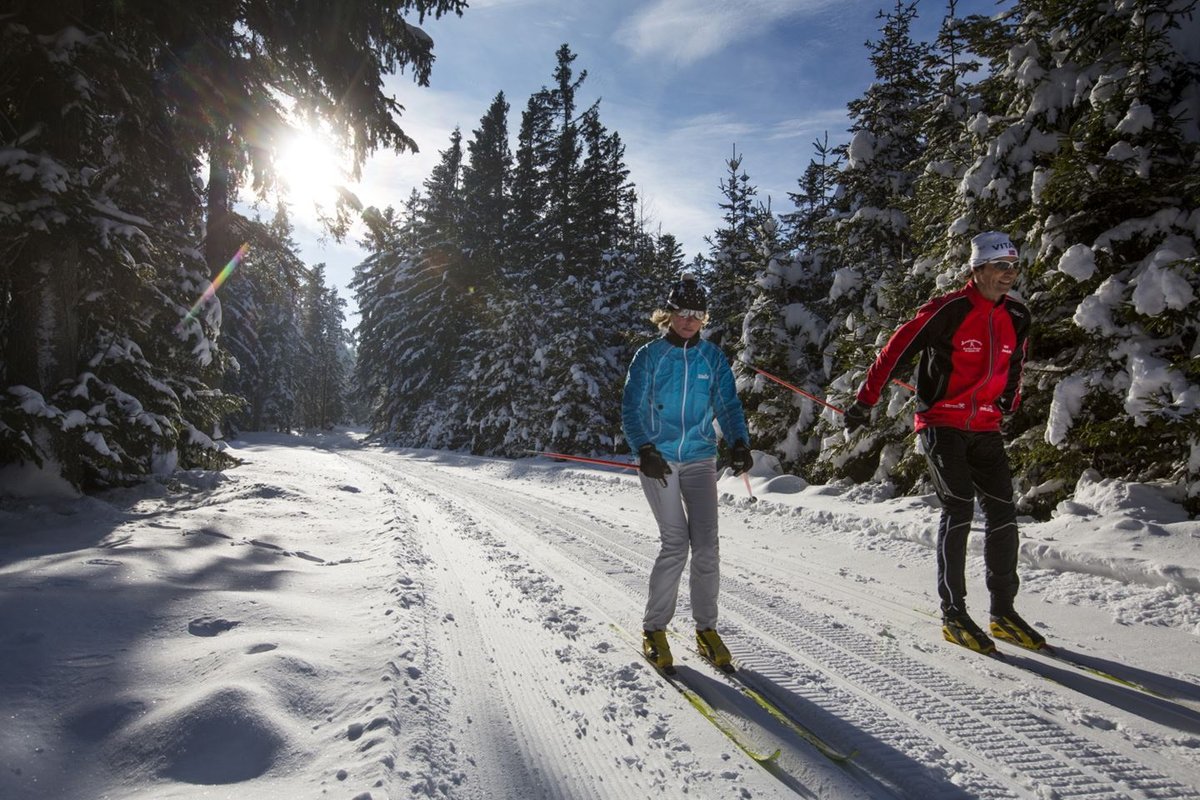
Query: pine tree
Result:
<box><xmin>351</xmin><ymin>197</ymin><xmax>423</xmax><ymax>435</ymax></box>
<box><xmin>813</xmin><ymin>0</ymin><xmax>938</xmax><ymax>484</ymax></box>
<box><xmin>946</xmin><ymin>0</ymin><xmax>1200</xmax><ymax>513</ymax></box>
<box><xmin>219</xmin><ymin>209</ymin><xmax>308</xmax><ymax>433</ymax></box>
<box><xmin>298</xmin><ymin>266</ymin><xmax>349</xmax><ymax>430</ymax></box>
<box><xmin>704</xmin><ymin>146</ymin><xmax>764</xmax><ymax>350</ymax></box>
<box><xmin>1</xmin><ymin>1</ymin><xmax>467</xmax><ymax>488</ymax></box>
<box><xmin>0</xmin><ymin>6</ymin><xmax>239</xmax><ymax>487</ymax></box>
<box><xmin>383</xmin><ymin>131</ymin><xmax>470</xmax><ymax>445</ymax></box>
<box><xmin>461</xmin><ymin>93</ymin><xmax>512</xmax><ymax>297</ymax></box>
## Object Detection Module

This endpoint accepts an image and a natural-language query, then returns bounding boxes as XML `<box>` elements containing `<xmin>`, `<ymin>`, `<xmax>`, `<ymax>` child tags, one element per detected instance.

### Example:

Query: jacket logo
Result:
<box><xmin>960</xmin><ymin>338</ymin><xmax>983</xmax><ymax>353</ymax></box>
<box><xmin>1001</xmin><ymin>345</ymin><xmax>1013</xmax><ymax>355</ymax></box>
<box><xmin>698</xmin><ymin>373</ymin><xmax>710</xmax><ymax>380</ymax></box>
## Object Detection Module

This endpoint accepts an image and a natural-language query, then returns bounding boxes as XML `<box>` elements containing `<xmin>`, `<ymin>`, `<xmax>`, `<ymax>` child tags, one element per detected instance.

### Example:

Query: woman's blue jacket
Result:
<box><xmin>621</xmin><ymin>332</ymin><xmax>749</xmax><ymax>462</ymax></box>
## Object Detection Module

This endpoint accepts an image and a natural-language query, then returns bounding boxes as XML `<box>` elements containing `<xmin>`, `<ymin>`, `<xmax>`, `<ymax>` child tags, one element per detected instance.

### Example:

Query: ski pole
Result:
<box><xmin>750</xmin><ymin>367</ymin><xmax>845</xmax><ymax>414</ymax></box>
<box><xmin>525</xmin><ymin>450</ymin><xmax>639</xmax><ymax>470</ymax></box>
<box><xmin>751</xmin><ymin>366</ymin><xmax>917</xmax><ymax>412</ymax></box>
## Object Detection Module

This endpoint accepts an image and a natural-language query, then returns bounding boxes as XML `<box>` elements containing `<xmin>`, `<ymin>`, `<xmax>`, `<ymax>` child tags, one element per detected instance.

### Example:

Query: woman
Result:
<box><xmin>621</xmin><ymin>273</ymin><xmax>752</xmax><ymax>674</ymax></box>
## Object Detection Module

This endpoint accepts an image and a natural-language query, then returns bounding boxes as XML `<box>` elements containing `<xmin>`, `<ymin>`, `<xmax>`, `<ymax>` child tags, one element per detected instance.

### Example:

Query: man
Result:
<box><xmin>844</xmin><ymin>231</ymin><xmax>1044</xmax><ymax>655</ymax></box>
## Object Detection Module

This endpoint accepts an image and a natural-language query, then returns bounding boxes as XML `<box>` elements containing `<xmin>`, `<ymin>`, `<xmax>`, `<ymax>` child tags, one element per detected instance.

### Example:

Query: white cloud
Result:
<box><xmin>619</xmin><ymin>0</ymin><xmax>840</xmax><ymax>65</ymax></box>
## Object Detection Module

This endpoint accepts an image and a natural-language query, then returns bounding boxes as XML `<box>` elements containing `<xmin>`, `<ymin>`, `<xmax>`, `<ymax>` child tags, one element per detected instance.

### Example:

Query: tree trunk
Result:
<box><xmin>206</xmin><ymin>131</ymin><xmax>234</xmax><ymax>281</ymax></box>
<box><xmin>4</xmin><ymin>237</ymin><xmax>81</xmax><ymax>396</ymax></box>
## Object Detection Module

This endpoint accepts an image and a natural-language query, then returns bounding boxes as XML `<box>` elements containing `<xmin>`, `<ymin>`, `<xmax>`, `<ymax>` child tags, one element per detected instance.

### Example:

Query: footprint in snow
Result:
<box><xmin>188</xmin><ymin>617</ymin><xmax>241</xmax><ymax>637</ymax></box>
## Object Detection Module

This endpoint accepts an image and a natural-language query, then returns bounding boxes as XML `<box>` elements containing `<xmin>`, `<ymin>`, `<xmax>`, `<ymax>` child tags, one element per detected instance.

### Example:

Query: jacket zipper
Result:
<box><xmin>967</xmin><ymin>306</ymin><xmax>998</xmax><ymax>430</ymax></box>
<box><xmin>677</xmin><ymin>342</ymin><xmax>690</xmax><ymax>460</ymax></box>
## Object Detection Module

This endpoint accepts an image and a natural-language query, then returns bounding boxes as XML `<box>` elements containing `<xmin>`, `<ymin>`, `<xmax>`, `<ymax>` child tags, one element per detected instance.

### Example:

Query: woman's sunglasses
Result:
<box><xmin>673</xmin><ymin>308</ymin><xmax>707</xmax><ymax>319</ymax></box>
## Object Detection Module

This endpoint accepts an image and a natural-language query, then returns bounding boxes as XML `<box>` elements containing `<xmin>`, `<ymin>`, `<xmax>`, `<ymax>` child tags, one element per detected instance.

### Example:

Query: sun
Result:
<box><xmin>276</xmin><ymin>127</ymin><xmax>345</xmax><ymax>208</ymax></box>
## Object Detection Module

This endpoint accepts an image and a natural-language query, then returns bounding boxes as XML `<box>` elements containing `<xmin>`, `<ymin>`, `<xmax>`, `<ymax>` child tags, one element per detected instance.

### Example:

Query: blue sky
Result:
<box><xmin>281</xmin><ymin>0</ymin><xmax>1005</xmax><ymax>325</ymax></box>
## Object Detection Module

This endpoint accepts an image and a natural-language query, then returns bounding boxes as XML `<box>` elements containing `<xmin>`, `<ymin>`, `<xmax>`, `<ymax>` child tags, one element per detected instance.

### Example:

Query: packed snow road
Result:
<box><xmin>341</xmin><ymin>444</ymin><xmax>1200</xmax><ymax>799</ymax></box>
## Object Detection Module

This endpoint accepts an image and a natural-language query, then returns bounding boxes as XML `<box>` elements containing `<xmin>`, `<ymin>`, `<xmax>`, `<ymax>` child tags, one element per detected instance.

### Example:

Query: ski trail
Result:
<box><xmin>366</xmin><ymin>457</ymin><xmax>794</xmax><ymax>799</ymax></box>
<box><xmin>368</xmin><ymin>452</ymin><xmax>1200</xmax><ymax>800</ymax></box>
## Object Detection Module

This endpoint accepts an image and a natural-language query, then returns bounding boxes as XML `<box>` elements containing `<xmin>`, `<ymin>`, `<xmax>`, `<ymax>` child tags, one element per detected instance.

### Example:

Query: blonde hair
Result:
<box><xmin>651</xmin><ymin>308</ymin><xmax>709</xmax><ymax>331</ymax></box>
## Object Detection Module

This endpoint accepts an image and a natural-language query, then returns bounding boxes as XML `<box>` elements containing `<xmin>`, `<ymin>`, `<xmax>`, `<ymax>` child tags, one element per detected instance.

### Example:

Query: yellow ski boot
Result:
<box><xmin>643</xmin><ymin>629</ymin><xmax>674</xmax><ymax>674</ymax></box>
<box><xmin>696</xmin><ymin>628</ymin><xmax>734</xmax><ymax>673</ymax></box>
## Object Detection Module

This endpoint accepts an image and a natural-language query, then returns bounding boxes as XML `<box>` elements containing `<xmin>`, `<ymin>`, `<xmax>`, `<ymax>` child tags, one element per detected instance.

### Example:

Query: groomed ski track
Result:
<box><xmin>344</xmin><ymin>447</ymin><xmax>1200</xmax><ymax>800</ymax></box>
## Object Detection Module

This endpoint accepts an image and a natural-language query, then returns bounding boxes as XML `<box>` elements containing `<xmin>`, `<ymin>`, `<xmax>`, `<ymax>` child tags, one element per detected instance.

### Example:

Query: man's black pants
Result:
<box><xmin>920</xmin><ymin>427</ymin><xmax>1020</xmax><ymax>616</ymax></box>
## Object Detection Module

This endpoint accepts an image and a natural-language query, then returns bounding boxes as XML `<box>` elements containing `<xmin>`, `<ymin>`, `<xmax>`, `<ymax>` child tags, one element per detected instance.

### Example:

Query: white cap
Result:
<box><xmin>969</xmin><ymin>231</ymin><xmax>1018</xmax><ymax>268</ymax></box>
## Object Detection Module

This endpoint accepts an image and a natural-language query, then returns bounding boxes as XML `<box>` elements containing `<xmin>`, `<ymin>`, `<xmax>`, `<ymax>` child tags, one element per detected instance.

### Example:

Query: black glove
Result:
<box><xmin>638</xmin><ymin>444</ymin><xmax>672</xmax><ymax>487</ymax></box>
<box><xmin>729</xmin><ymin>440</ymin><xmax>753</xmax><ymax>476</ymax></box>
<box><xmin>996</xmin><ymin>394</ymin><xmax>1016</xmax><ymax>415</ymax></box>
<box><xmin>843</xmin><ymin>400</ymin><xmax>871</xmax><ymax>433</ymax></box>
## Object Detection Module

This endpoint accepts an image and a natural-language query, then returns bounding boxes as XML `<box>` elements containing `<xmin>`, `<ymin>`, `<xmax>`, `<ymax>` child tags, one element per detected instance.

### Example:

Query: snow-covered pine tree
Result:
<box><xmin>813</xmin><ymin>0</ymin><xmax>938</xmax><ymax>484</ymax></box>
<box><xmin>527</xmin><ymin>49</ymin><xmax>630</xmax><ymax>454</ymax></box>
<box><xmin>465</xmin><ymin>88</ymin><xmax>554</xmax><ymax>454</ymax></box>
<box><xmin>703</xmin><ymin>147</ymin><xmax>764</xmax><ymax>351</ymax></box>
<box><xmin>298</xmin><ymin>266</ymin><xmax>350</xmax><ymax>431</ymax></box>
<box><xmin>906</xmin><ymin>0</ymin><xmax>985</xmax><ymax>270</ymax></box>
<box><xmin>352</xmin><ymin>197</ymin><xmax>424</xmax><ymax>436</ymax></box>
<box><xmin>946</xmin><ymin>0</ymin><xmax>1200</xmax><ymax>513</ymax></box>
<box><xmin>735</xmin><ymin>213</ymin><xmax>816</xmax><ymax>464</ymax></box>
<box><xmin>218</xmin><ymin>210</ymin><xmax>308</xmax><ymax>433</ymax></box>
<box><xmin>0</xmin><ymin>8</ymin><xmax>239</xmax><ymax>488</ymax></box>
<box><xmin>738</xmin><ymin>135</ymin><xmax>845</xmax><ymax>472</ymax></box>
<box><xmin>461</xmin><ymin>93</ymin><xmax>512</xmax><ymax>299</ymax></box>
<box><xmin>465</xmin><ymin>46</ymin><xmax>644</xmax><ymax>456</ymax></box>
<box><xmin>382</xmin><ymin>130</ymin><xmax>472</xmax><ymax>446</ymax></box>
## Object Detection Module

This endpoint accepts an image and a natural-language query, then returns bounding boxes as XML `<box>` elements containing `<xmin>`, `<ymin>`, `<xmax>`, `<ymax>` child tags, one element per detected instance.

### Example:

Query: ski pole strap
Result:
<box><xmin>525</xmin><ymin>450</ymin><xmax>640</xmax><ymax>471</ymax></box>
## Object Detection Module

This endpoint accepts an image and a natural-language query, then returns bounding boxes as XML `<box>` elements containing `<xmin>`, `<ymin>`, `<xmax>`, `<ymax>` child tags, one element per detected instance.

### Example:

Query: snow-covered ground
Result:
<box><xmin>2</xmin><ymin>430</ymin><xmax>1198</xmax><ymax>800</ymax></box>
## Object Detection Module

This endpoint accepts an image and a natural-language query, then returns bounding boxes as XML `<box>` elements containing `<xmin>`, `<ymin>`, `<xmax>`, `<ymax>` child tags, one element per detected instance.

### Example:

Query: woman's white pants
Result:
<box><xmin>640</xmin><ymin>458</ymin><xmax>720</xmax><ymax>631</ymax></box>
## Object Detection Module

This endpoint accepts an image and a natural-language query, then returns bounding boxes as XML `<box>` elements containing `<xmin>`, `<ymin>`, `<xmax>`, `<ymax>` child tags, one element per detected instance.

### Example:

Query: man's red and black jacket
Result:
<box><xmin>855</xmin><ymin>280</ymin><xmax>1030</xmax><ymax>433</ymax></box>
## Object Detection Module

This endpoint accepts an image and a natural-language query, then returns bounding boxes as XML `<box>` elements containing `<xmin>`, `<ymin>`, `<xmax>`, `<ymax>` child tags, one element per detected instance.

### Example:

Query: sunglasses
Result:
<box><xmin>673</xmin><ymin>308</ymin><xmax>707</xmax><ymax>319</ymax></box>
<box><xmin>985</xmin><ymin>260</ymin><xmax>1020</xmax><ymax>272</ymax></box>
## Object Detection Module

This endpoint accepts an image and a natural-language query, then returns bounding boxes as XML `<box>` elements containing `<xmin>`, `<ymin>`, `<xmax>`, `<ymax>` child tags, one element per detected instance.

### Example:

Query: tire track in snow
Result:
<box><xmin>384</xmin><ymin>456</ymin><xmax>1200</xmax><ymax>800</ymax></box>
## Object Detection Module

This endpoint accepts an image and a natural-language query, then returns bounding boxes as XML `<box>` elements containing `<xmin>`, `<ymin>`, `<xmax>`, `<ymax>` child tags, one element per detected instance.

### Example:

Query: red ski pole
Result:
<box><xmin>750</xmin><ymin>367</ymin><xmax>845</xmax><ymax>414</ymax></box>
<box><xmin>751</xmin><ymin>366</ymin><xmax>916</xmax><ymax>412</ymax></box>
<box><xmin>525</xmin><ymin>450</ymin><xmax>639</xmax><ymax>471</ymax></box>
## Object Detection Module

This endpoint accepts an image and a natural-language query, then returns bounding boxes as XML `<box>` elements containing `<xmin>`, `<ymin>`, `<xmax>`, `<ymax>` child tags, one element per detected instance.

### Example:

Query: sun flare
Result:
<box><xmin>277</xmin><ymin>128</ymin><xmax>345</xmax><ymax>208</ymax></box>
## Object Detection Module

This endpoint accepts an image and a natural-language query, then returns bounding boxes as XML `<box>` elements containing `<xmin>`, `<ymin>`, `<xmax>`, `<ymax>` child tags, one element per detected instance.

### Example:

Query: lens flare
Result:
<box><xmin>177</xmin><ymin>242</ymin><xmax>249</xmax><ymax>332</ymax></box>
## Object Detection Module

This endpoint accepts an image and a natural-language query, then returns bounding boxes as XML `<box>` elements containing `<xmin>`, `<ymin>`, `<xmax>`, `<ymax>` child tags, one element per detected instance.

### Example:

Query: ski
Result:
<box><xmin>999</xmin><ymin>641</ymin><xmax>1200</xmax><ymax>710</ymax></box>
<box><xmin>683</xmin><ymin>634</ymin><xmax>855</xmax><ymax>764</ymax></box>
<box><xmin>950</xmin><ymin>638</ymin><xmax>1200</xmax><ymax>718</ymax></box>
<box><xmin>655</xmin><ymin>664</ymin><xmax>783</xmax><ymax>765</ymax></box>
<box><xmin>720</xmin><ymin>663</ymin><xmax>857</xmax><ymax>764</ymax></box>
<box><xmin>611</xmin><ymin>625</ymin><xmax>781</xmax><ymax>765</ymax></box>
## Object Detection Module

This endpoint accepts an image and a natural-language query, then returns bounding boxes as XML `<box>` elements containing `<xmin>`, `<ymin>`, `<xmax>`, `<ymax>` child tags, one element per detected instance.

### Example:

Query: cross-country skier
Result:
<box><xmin>621</xmin><ymin>273</ymin><xmax>752</xmax><ymax>673</ymax></box>
<box><xmin>844</xmin><ymin>231</ymin><xmax>1046</xmax><ymax>655</ymax></box>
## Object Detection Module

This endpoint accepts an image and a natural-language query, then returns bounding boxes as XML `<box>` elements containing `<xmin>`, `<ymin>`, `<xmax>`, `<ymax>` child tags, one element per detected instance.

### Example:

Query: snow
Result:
<box><xmin>1056</xmin><ymin>243</ymin><xmax>1097</xmax><ymax>281</ymax></box>
<box><xmin>2</xmin><ymin>430</ymin><xmax>1198</xmax><ymax>799</ymax></box>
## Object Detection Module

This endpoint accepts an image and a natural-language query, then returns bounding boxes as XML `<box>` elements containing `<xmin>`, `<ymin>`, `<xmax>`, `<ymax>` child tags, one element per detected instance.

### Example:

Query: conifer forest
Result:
<box><xmin>2</xmin><ymin>1</ymin><xmax>1198</xmax><ymax>517</ymax></box>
